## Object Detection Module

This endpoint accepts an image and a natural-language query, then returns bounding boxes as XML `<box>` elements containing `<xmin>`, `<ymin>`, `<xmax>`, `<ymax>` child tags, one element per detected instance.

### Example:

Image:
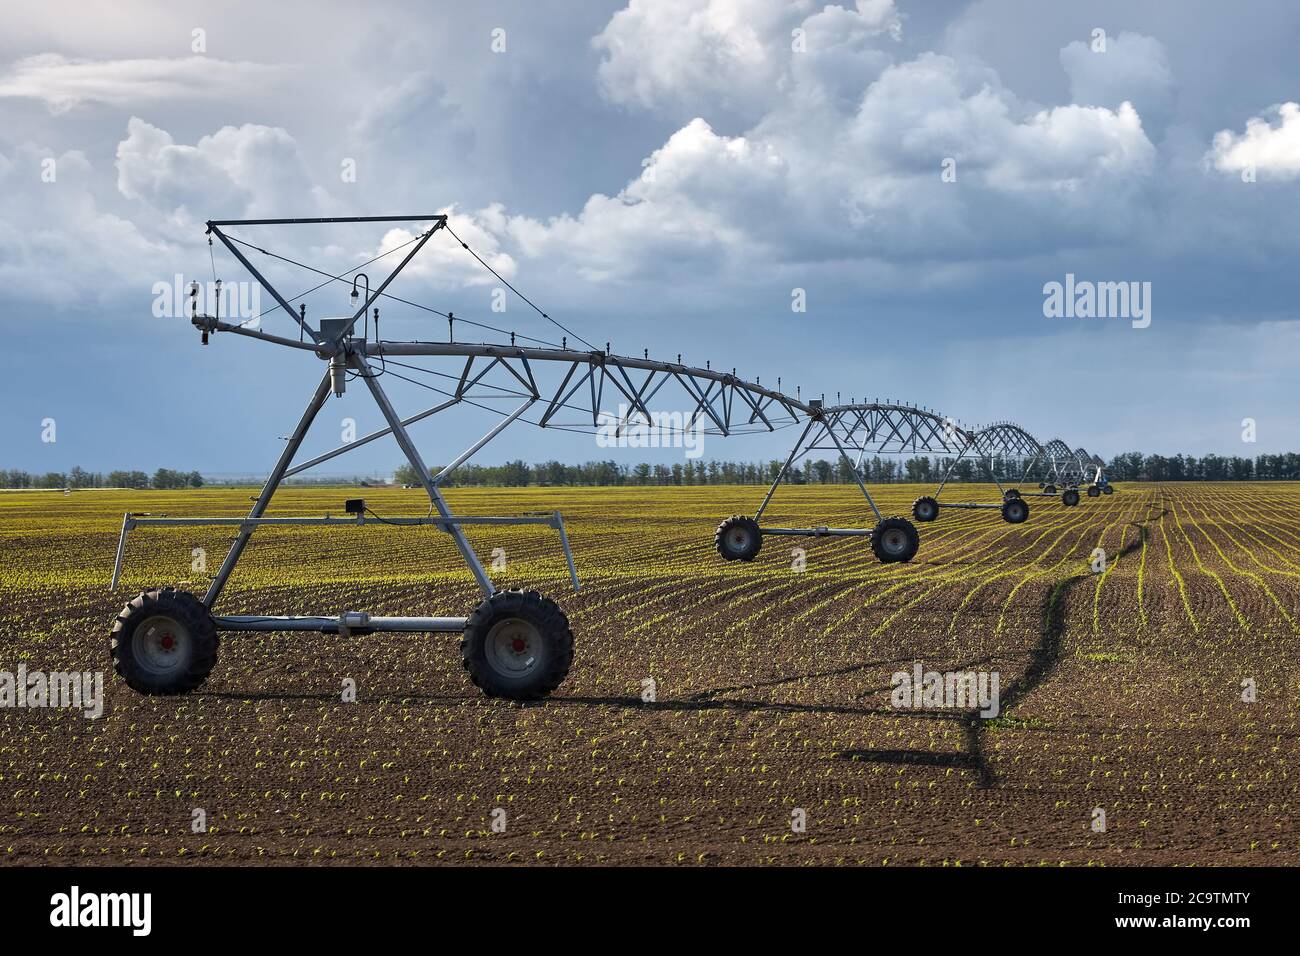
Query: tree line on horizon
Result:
<box><xmin>0</xmin><ymin>467</ymin><xmax>203</xmax><ymax>490</ymax></box>
<box><xmin>391</xmin><ymin>451</ymin><xmax>1300</xmax><ymax>487</ymax></box>
<box><xmin>2</xmin><ymin>451</ymin><xmax>1296</xmax><ymax>490</ymax></box>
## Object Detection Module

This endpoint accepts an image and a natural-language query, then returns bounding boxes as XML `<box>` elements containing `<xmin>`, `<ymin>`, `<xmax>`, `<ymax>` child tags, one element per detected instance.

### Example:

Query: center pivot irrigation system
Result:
<box><xmin>1032</xmin><ymin>440</ymin><xmax>1112</xmax><ymax>501</ymax></box>
<box><xmin>908</xmin><ymin>421</ymin><xmax>1045</xmax><ymax>528</ymax></box>
<box><xmin>108</xmin><ymin>214</ymin><xmax>1113</xmax><ymax>702</ymax></box>
<box><xmin>712</xmin><ymin>412</ymin><xmax>1112</xmax><ymax>563</ymax></box>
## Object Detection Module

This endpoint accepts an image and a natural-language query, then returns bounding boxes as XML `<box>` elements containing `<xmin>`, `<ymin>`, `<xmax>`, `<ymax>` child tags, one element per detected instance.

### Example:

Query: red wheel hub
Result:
<box><xmin>511</xmin><ymin>637</ymin><xmax>527</xmax><ymax>653</ymax></box>
<box><xmin>160</xmin><ymin>633</ymin><xmax>175</xmax><ymax>650</ymax></box>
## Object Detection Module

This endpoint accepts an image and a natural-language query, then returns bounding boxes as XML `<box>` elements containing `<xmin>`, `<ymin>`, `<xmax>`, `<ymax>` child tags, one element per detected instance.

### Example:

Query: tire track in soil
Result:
<box><xmin>1089</xmin><ymin>489</ymin><xmax>1153</xmax><ymax>636</ymax></box>
<box><xmin>835</xmin><ymin>500</ymin><xmax>1168</xmax><ymax>789</ymax></box>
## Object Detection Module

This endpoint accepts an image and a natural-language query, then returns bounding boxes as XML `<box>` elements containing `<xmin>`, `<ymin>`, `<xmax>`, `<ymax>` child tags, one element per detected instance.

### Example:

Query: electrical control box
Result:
<box><xmin>319</xmin><ymin>317</ymin><xmax>354</xmax><ymax>343</ymax></box>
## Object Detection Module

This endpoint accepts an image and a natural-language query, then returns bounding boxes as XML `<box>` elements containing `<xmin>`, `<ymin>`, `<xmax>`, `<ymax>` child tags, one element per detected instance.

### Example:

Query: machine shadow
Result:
<box><xmin>199</xmin><ymin>501</ymin><xmax>1167</xmax><ymax>793</ymax></box>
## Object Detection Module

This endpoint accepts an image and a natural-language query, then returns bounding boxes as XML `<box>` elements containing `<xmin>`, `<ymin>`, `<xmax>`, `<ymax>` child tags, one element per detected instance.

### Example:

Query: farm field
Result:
<box><xmin>0</xmin><ymin>481</ymin><xmax>1296</xmax><ymax>866</ymax></box>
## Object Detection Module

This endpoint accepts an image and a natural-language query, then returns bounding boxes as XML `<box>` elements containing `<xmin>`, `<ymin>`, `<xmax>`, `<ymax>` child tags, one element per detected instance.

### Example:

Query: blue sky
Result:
<box><xmin>2</xmin><ymin>0</ymin><xmax>1298</xmax><ymax>476</ymax></box>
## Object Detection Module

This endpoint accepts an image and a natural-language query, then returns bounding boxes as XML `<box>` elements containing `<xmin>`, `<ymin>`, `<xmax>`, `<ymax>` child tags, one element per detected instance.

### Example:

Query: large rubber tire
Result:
<box><xmin>1103</xmin><ymin>485</ymin><xmax>1115</xmax><ymax>495</ymax></box>
<box><xmin>1003</xmin><ymin>489</ymin><xmax>1021</xmax><ymax>500</ymax></box>
<box><xmin>870</xmin><ymin>516</ymin><xmax>920</xmax><ymax>563</ymax></box>
<box><xmin>1044</xmin><ymin>484</ymin><xmax>1057</xmax><ymax>495</ymax></box>
<box><xmin>461</xmin><ymin>590</ymin><xmax>573</xmax><ymax>700</ymax></box>
<box><xmin>1001</xmin><ymin>497</ymin><xmax>1030</xmax><ymax>524</ymax></box>
<box><xmin>110</xmin><ymin>588</ymin><xmax>219</xmax><ymax>695</ymax></box>
<box><xmin>912</xmin><ymin>496</ymin><xmax>940</xmax><ymax>522</ymax></box>
<box><xmin>715</xmin><ymin>515</ymin><xmax>762</xmax><ymax>561</ymax></box>
<box><xmin>1062</xmin><ymin>489</ymin><xmax>1080</xmax><ymax>507</ymax></box>
<box><xmin>1087</xmin><ymin>485</ymin><xmax>1101</xmax><ymax>498</ymax></box>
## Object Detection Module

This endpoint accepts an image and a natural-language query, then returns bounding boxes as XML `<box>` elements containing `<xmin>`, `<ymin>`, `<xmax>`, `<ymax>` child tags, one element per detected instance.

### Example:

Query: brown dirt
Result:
<box><xmin>0</xmin><ymin>482</ymin><xmax>1296</xmax><ymax>865</ymax></box>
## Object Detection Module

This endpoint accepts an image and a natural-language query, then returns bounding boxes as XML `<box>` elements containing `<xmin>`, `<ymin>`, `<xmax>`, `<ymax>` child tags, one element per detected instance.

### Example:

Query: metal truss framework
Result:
<box><xmin>1039</xmin><ymin>438</ymin><xmax>1086</xmax><ymax>488</ymax></box>
<box><xmin>1070</xmin><ymin>447</ymin><xmax>1100</xmax><ymax>485</ymax></box>
<box><xmin>113</xmin><ymin>213</ymin><xmax>1112</xmax><ymax>647</ymax></box>
<box><xmin>925</xmin><ymin>422</ymin><xmax>1048</xmax><ymax>513</ymax></box>
<box><xmin>748</xmin><ymin>403</ymin><xmax>969</xmax><ymax>538</ymax></box>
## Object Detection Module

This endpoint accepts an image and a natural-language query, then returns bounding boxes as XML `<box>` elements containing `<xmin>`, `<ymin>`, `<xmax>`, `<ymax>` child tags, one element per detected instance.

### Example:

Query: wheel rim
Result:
<box><xmin>880</xmin><ymin>528</ymin><xmax>909</xmax><ymax>555</ymax></box>
<box><xmin>917</xmin><ymin>503</ymin><xmax>935</xmax><ymax>520</ymax></box>
<box><xmin>485</xmin><ymin>617</ymin><xmax>542</xmax><ymax>678</ymax></box>
<box><xmin>134</xmin><ymin>614</ymin><xmax>190</xmax><ymax>677</ymax></box>
<box><xmin>1010</xmin><ymin>504</ymin><xmax>1025</xmax><ymax>521</ymax></box>
<box><xmin>726</xmin><ymin>527</ymin><xmax>753</xmax><ymax>553</ymax></box>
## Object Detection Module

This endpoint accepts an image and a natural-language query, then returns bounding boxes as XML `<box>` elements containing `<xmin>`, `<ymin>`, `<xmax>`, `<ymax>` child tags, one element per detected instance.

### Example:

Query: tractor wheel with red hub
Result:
<box><xmin>911</xmin><ymin>496</ymin><xmax>940</xmax><ymax>522</ymax></box>
<box><xmin>461</xmin><ymin>589</ymin><xmax>574</xmax><ymax>700</ymax></box>
<box><xmin>714</xmin><ymin>515</ymin><xmax>762</xmax><ymax>561</ymax></box>
<box><xmin>110</xmin><ymin>587</ymin><xmax>219</xmax><ymax>694</ymax></box>
<box><xmin>870</xmin><ymin>516</ymin><xmax>920</xmax><ymax>563</ymax></box>
<box><xmin>1000</xmin><ymin>497</ymin><xmax>1030</xmax><ymax>524</ymax></box>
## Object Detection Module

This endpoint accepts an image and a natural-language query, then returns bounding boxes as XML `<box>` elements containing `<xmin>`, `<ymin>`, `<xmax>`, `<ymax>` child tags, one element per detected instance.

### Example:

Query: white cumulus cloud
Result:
<box><xmin>115</xmin><ymin>117</ymin><xmax>329</xmax><ymax>228</ymax></box>
<box><xmin>0</xmin><ymin>144</ymin><xmax>173</xmax><ymax>304</ymax></box>
<box><xmin>1209</xmin><ymin>102</ymin><xmax>1300</xmax><ymax>179</ymax></box>
<box><xmin>502</xmin><ymin>48</ymin><xmax>1157</xmax><ymax>278</ymax></box>
<box><xmin>593</xmin><ymin>0</ymin><xmax>901</xmax><ymax>124</ymax></box>
<box><xmin>373</xmin><ymin>205</ymin><xmax>518</xmax><ymax>288</ymax></box>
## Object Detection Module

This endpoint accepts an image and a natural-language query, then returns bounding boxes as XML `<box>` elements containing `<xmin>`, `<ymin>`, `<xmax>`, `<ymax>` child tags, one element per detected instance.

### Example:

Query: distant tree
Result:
<box><xmin>393</xmin><ymin>463</ymin><xmax>422</xmax><ymax>486</ymax></box>
<box><xmin>834</xmin><ymin>457</ymin><xmax>854</xmax><ymax>483</ymax></box>
<box><xmin>501</xmin><ymin>460</ymin><xmax>531</xmax><ymax>486</ymax></box>
<box><xmin>152</xmin><ymin>467</ymin><xmax>196</xmax><ymax>489</ymax></box>
<box><xmin>539</xmin><ymin>460</ymin><xmax>569</xmax><ymax>486</ymax></box>
<box><xmin>1143</xmin><ymin>455</ymin><xmax>1168</xmax><ymax>481</ymax></box>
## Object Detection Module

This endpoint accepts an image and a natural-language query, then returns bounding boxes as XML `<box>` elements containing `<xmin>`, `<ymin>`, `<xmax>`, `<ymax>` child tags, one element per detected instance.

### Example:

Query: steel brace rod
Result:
<box><xmin>352</xmin><ymin>353</ymin><xmax>495</xmax><ymax>596</ymax></box>
<box><xmin>202</xmin><ymin>368</ymin><xmax>334</xmax><ymax>607</ymax></box>
<box><xmin>283</xmin><ymin>397</ymin><xmax>460</xmax><ymax>478</ymax></box>
<box><xmin>823</xmin><ymin>422</ymin><xmax>883</xmax><ymax>522</ymax></box>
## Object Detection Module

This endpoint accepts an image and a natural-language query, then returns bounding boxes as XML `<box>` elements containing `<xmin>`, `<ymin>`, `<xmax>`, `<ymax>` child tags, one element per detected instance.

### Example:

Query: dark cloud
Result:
<box><xmin>1</xmin><ymin>0</ymin><xmax>1296</xmax><ymax>471</ymax></box>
